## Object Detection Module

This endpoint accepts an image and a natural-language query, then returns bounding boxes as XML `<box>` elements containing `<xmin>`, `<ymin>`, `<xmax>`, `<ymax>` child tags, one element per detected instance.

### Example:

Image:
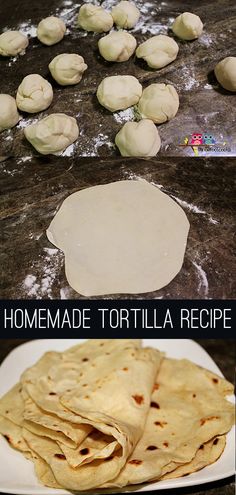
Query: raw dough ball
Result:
<box><xmin>49</xmin><ymin>53</ymin><xmax>88</xmax><ymax>86</ymax></box>
<box><xmin>138</xmin><ymin>83</ymin><xmax>179</xmax><ymax>124</ymax></box>
<box><xmin>97</xmin><ymin>75</ymin><xmax>142</xmax><ymax>112</ymax></box>
<box><xmin>111</xmin><ymin>1</ymin><xmax>140</xmax><ymax>29</ymax></box>
<box><xmin>115</xmin><ymin>119</ymin><xmax>161</xmax><ymax>156</ymax></box>
<box><xmin>47</xmin><ymin>180</ymin><xmax>189</xmax><ymax>296</ymax></box>
<box><xmin>0</xmin><ymin>94</ymin><xmax>20</xmax><ymax>132</ymax></box>
<box><xmin>136</xmin><ymin>35</ymin><xmax>179</xmax><ymax>69</ymax></box>
<box><xmin>0</xmin><ymin>30</ymin><xmax>29</xmax><ymax>56</ymax></box>
<box><xmin>24</xmin><ymin>113</ymin><xmax>79</xmax><ymax>155</ymax></box>
<box><xmin>77</xmin><ymin>4</ymin><xmax>113</xmax><ymax>33</ymax></box>
<box><xmin>16</xmin><ymin>74</ymin><xmax>53</xmax><ymax>113</ymax></box>
<box><xmin>37</xmin><ymin>16</ymin><xmax>66</xmax><ymax>46</ymax></box>
<box><xmin>98</xmin><ymin>31</ymin><xmax>136</xmax><ymax>62</ymax></box>
<box><xmin>172</xmin><ymin>12</ymin><xmax>203</xmax><ymax>40</ymax></box>
<box><xmin>214</xmin><ymin>57</ymin><xmax>236</xmax><ymax>92</ymax></box>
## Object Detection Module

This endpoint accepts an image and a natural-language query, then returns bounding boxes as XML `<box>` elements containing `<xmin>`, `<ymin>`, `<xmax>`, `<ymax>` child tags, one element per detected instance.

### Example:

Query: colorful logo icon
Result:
<box><xmin>178</xmin><ymin>132</ymin><xmax>230</xmax><ymax>156</ymax></box>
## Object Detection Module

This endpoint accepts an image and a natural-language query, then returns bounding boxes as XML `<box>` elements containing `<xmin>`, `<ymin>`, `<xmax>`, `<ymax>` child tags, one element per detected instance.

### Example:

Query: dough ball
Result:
<box><xmin>0</xmin><ymin>94</ymin><xmax>20</xmax><ymax>132</ymax></box>
<box><xmin>98</xmin><ymin>31</ymin><xmax>136</xmax><ymax>62</ymax></box>
<box><xmin>138</xmin><ymin>83</ymin><xmax>179</xmax><ymax>124</ymax></box>
<box><xmin>37</xmin><ymin>16</ymin><xmax>66</xmax><ymax>46</ymax></box>
<box><xmin>77</xmin><ymin>4</ymin><xmax>113</xmax><ymax>33</ymax></box>
<box><xmin>172</xmin><ymin>12</ymin><xmax>203</xmax><ymax>40</ymax></box>
<box><xmin>16</xmin><ymin>74</ymin><xmax>53</xmax><ymax>113</ymax></box>
<box><xmin>136</xmin><ymin>35</ymin><xmax>179</xmax><ymax>69</ymax></box>
<box><xmin>214</xmin><ymin>57</ymin><xmax>236</xmax><ymax>92</ymax></box>
<box><xmin>115</xmin><ymin>119</ymin><xmax>161</xmax><ymax>156</ymax></box>
<box><xmin>49</xmin><ymin>53</ymin><xmax>88</xmax><ymax>86</ymax></box>
<box><xmin>47</xmin><ymin>180</ymin><xmax>189</xmax><ymax>296</ymax></box>
<box><xmin>0</xmin><ymin>30</ymin><xmax>29</xmax><ymax>56</ymax></box>
<box><xmin>97</xmin><ymin>75</ymin><xmax>142</xmax><ymax>112</ymax></box>
<box><xmin>24</xmin><ymin>113</ymin><xmax>79</xmax><ymax>155</ymax></box>
<box><xmin>111</xmin><ymin>1</ymin><xmax>140</xmax><ymax>29</ymax></box>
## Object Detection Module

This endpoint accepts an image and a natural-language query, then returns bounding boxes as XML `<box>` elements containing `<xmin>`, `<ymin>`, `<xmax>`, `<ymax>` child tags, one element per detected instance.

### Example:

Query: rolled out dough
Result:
<box><xmin>47</xmin><ymin>180</ymin><xmax>189</xmax><ymax>296</ymax></box>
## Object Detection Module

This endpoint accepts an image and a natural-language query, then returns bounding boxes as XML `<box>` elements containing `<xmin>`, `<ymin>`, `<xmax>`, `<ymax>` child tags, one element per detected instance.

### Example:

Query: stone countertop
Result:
<box><xmin>0</xmin><ymin>0</ymin><xmax>236</xmax><ymax>160</ymax></box>
<box><xmin>1</xmin><ymin>156</ymin><xmax>235</xmax><ymax>299</ymax></box>
<box><xmin>0</xmin><ymin>339</ymin><xmax>234</xmax><ymax>495</ymax></box>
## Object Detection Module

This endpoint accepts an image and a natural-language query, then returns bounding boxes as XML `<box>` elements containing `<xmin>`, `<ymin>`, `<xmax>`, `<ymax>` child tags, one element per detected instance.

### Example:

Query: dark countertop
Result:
<box><xmin>1</xmin><ymin>156</ymin><xmax>236</xmax><ymax>299</ymax></box>
<box><xmin>0</xmin><ymin>339</ymin><xmax>235</xmax><ymax>495</ymax></box>
<box><xmin>0</xmin><ymin>0</ymin><xmax>236</xmax><ymax>300</ymax></box>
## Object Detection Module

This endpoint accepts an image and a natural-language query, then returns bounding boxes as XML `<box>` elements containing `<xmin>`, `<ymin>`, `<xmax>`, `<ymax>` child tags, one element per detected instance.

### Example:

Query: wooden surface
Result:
<box><xmin>0</xmin><ymin>0</ymin><xmax>236</xmax><ymax>299</ymax></box>
<box><xmin>0</xmin><ymin>339</ymin><xmax>235</xmax><ymax>495</ymax></box>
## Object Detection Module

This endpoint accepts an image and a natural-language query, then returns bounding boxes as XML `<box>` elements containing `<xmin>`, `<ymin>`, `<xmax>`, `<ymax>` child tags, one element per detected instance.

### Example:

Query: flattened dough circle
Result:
<box><xmin>47</xmin><ymin>180</ymin><xmax>189</xmax><ymax>296</ymax></box>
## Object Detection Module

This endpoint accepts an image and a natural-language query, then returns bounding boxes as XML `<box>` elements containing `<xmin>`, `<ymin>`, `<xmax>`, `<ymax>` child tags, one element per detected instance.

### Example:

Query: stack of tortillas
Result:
<box><xmin>0</xmin><ymin>340</ymin><xmax>234</xmax><ymax>490</ymax></box>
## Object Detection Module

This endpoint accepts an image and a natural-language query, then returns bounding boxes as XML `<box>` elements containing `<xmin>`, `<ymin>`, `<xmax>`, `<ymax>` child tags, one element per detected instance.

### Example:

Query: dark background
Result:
<box><xmin>0</xmin><ymin>339</ymin><xmax>235</xmax><ymax>495</ymax></box>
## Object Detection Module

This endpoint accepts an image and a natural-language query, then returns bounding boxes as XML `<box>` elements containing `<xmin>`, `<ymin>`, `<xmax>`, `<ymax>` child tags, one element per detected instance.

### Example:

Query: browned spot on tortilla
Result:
<box><xmin>128</xmin><ymin>459</ymin><xmax>142</xmax><ymax>465</ymax></box>
<box><xmin>192</xmin><ymin>394</ymin><xmax>196</xmax><ymax>398</ymax></box>
<box><xmin>132</xmin><ymin>394</ymin><xmax>144</xmax><ymax>405</ymax></box>
<box><xmin>105</xmin><ymin>455</ymin><xmax>114</xmax><ymax>461</ymax></box>
<box><xmin>183</xmin><ymin>473</ymin><xmax>190</xmax><ymax>477</ymax></box>
<box><xmin>212</xmin><ymin>378</ymin><xmax>219</xmax><ymax>384</ymax></box>
<box><xmin>199</xmin><ymin>445</ymin><xmax>204</xmax><ymax>450</ymax></box>
<box><xmin>213</xmin><ymin>438</ymin><xmax>219</xmax><ymax>445</ymax></box>
<box><xmin>80</xmin><ymin>448</ymin><xmax>89</xmax><ymax>455</ymax></box>
<box><xmin>123</xmin><ymin>367</ymin><xmax>128</xmax><ymax>371</ymax></box>
<box><xmin>106</xmin><ymin>352</ymin><xmax>110</xmax><ymax>355</ymax></box>
<box><xmin>163</xmin><ymin>442</ymin><xmax>169</xmax><ymax>447</ymax></box>
<box><xmin>85</xmin><ymin>395</ymin><xmax>90</xmax><ymax>399</ymax></box>
<box><xmin>5</xmin><ymin>410</ymin><xmax>9</xmax><ymax>414</ymax></box>
<box><xmin>82</xmin><ymin>384</ymin><xmax>88</xmax><ymax>387</ymax></box>
<box><xmin>19</xmin><ymin>387</ymin><xmax>22</xmax><ymax>393</ymax></box>
<box><xmin>100</xmin><ymin>343</ymin><xmax>104</xmax><ymax>346</ymax></box>
<box><xmin>66</xmin><ymin>389</ymin><xmax>71</xmax><ymax>392</ymax></box>
<box><xmin>154</xmin><ymin>421</ymin><xmax>167</xmax><ymax>428</ymax></box>
<box><xmin>4</xmin><ymin>435</ymin><xmax>10</xmax><ymax>442</ymax></box>
<box><xmin>200</xmin><ymin>416</ymin><xmax>219</xmax><ymax>426</ymax></box>
<box><xmin>49</xmin><ymin>392</ymin><xmax>56</xmax><ymax>396</ymax></box>
<box><xmin>151</xmin><ymin>401</ymin><xmax>160</xmax><ymax>409</ymax></box>
<box><xmin>54</xmin><ymin>454</ymin><xmax>66</xmax><ymax>460</ymax></box>
<box><xmin>80</xmin><ymin>372</ymin><xmax>83</xmax><ymax>376</ymax></box>
<box><xmin>153</xmin><ymin>383</ymin><xmax>159</xmax><ymax>391</ymax></box>
<box><xmin>82</xmin><ymin>358</ymin><xmax>89</xmax><ymax>362</ymax></box>
<box><xmin>146</xmin><ymin>445</ymin><xmax>158</xmax><ymax>451</ymax></box>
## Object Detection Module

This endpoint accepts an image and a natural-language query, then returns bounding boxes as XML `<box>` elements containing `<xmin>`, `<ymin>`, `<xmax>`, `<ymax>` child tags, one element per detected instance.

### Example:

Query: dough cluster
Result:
<box><xmin>138</xmin><ymin>83</ymin><xmax>179</xmax><ymax>123</ymax></box>
<box><xmin>24</xmin><ymin>113</ymin><xmax>79</xmax><ymax>155</ymax></box>
<box><xmin>0</xmin><ymin>30</ymin><xmax>29</xmax><ymax>56</ymax></box>
<box><xmin>37</xmin><ymin>16</ymin><xmax>66</xmax><ymax>46</ymax></box>
<box><xmin>77</xmin><ymin>4</ymin><xmax>113</xmax><ymax>33</ymax></box>
<box><xmin>214</xmin><ymin>57</ymin><xmax>236</xmax><ymax>92</ymax></box>
<box><xmin>0</xmin><ymin>94</ymin><xmax>20</xmax><ymax>132</ymax></box>
<box><xmin>49</xmin><ymin>53</ymin><xmax>88</xmax><ymax>85</ymax></box>
<box><xmin>136</xmin><ymin>35</ymin><xmax>179</xmax><ymax>69</ymax></box>
<box><xmin>111</xmin><ymin>1</ymin><xmax>140</xmax><ymax>29</ymax></box>
<box><xmin>97</xmin><ymin>75</ymin><xmax>142</xmax><ymax>112</ymax></box>
<box><xmin>98</xmin><ymin>31</ymin><xmax>137</xmax><ymax>62</ymax></box>
<box><xmin>115</xmin><ymin>119</ymin><xmax>161</xmax><ymax>157</ymax></box>
<box><xmin>16</xmin><ymin>74</ymin><xmax>53</xmax><ymax>113</ymax></box>
<box><xmin>172</xmin><ymin>12</ymin><xmax>203</xmax><ymax>40</ymax></box>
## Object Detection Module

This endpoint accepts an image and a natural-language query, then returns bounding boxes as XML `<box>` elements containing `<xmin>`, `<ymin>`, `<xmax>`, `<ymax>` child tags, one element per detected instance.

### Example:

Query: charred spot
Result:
<box><xmin>82</xmin><ymin>358</ymin><xmax>89</xmax><ymax>362</ymax></box>
<box><xmin>200</xmin><ymin>416</ymin><xmax>219</xmax><ymax>426</ymax></box>
<box><xmin>85</xmin><ymin>395</ymin><xmax>90</xmax><ymax>399</ymax></box>
<box><xmin>66</xmin><ymin>389</ymin><xmax>71</xmax><ymax>392</ymax></box>
<box><xmin>151</xmin><ymin>401</ymin><xmax>160</xmax><ymax>409</ymax></box>
<box><xmin>163</xmin><ymin>442</ymin><xmax>169</xmax><ymax>447</ymax></box>
<box><xmin>132</xmin><ymin>394</ymin><xmax>144</xmax><ymax>405</ymax></box>
<box><xmin>192</xmin><ymin>394</ymin><xmax>196</xmax><ymax>398</ymax></box>
<box><xmin>212</xmin><ymin>378</ymin><xmax>219</xmax><ymax>384</ymax></box>
<box><xmin>5</xmin><ymin>410</ymin><xmax>9</xmax><ymax>414</ymax></box>
<box><xmin>82</xmin><ymin>384</ymin><xmax>88</xmax><ymax>387</ymax></box>
<box><xmin>154</xmin><ymin>421</ymin><xmax>167</xmax><ymax>428</ymax></box>
<box><xmin>19</xmin><ymin>387</ymin><xmax>22</xmax><ymax>393</ymax></box>
<box><xmin>153</xmin><ymin>383</ymin><xmax>159</xmax><ymax>391</ymax></box>
<box><xmin>49</xmin><ymin>392</ymin><xmax>57</xmax><ymax>396</ymax></box>
<box><xmin>213</xmin><ymin>438</ymin><xmax>219</xmax><ymax>445</ymax></box>
<box><xmin>183</xmin><ymin>473</ymin><xmax>190</xmax><ymax>477</ymax></box>
<box><xmin>80</xmin><ymin>448</ymin><xmax>89</xmax><ymax>455</ymax></box>
<box><xmin>106</xmin><ymin>352</ymin><xmax>110</xmax><ymax>355</ymax></box>
<box><xmin>4</xmin><ymin>435</ymin><xmax>10</xmax><ymax>442</ymax></box>
<box><xmin>54</xmin><ymin>454</ymin><xmax>66</xmax><ymax>460</ymax></box>
<box><xmin>199</xmin><ymin>445</ymin><xmax>204</xmax><ymax>450</ymax></box>
<box><xmin>123</xmin><ymin>367</ymin><xmax>128</xmax><ymax>371</ymax></box>
<box><xmin>128</xmin><ymin>459</ymin><xmax>142</xmax><ymax>465</ymax></box>
<box><xmin>100</xmin><ymin>343</ymin><xmax>104</xmax><ymax>346</ymax></box>
<box><xmin>146</xmin><ymin>445</ymin><xmax>158</xmax><ymax>451</ymax></box>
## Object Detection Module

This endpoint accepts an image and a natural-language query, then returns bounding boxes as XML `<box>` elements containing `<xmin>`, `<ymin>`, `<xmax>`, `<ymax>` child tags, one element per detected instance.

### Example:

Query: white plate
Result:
<box><xmin>0</xmin><ymin>339</ymin><xmax>234</xmax><ymax>494</ymax></box>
